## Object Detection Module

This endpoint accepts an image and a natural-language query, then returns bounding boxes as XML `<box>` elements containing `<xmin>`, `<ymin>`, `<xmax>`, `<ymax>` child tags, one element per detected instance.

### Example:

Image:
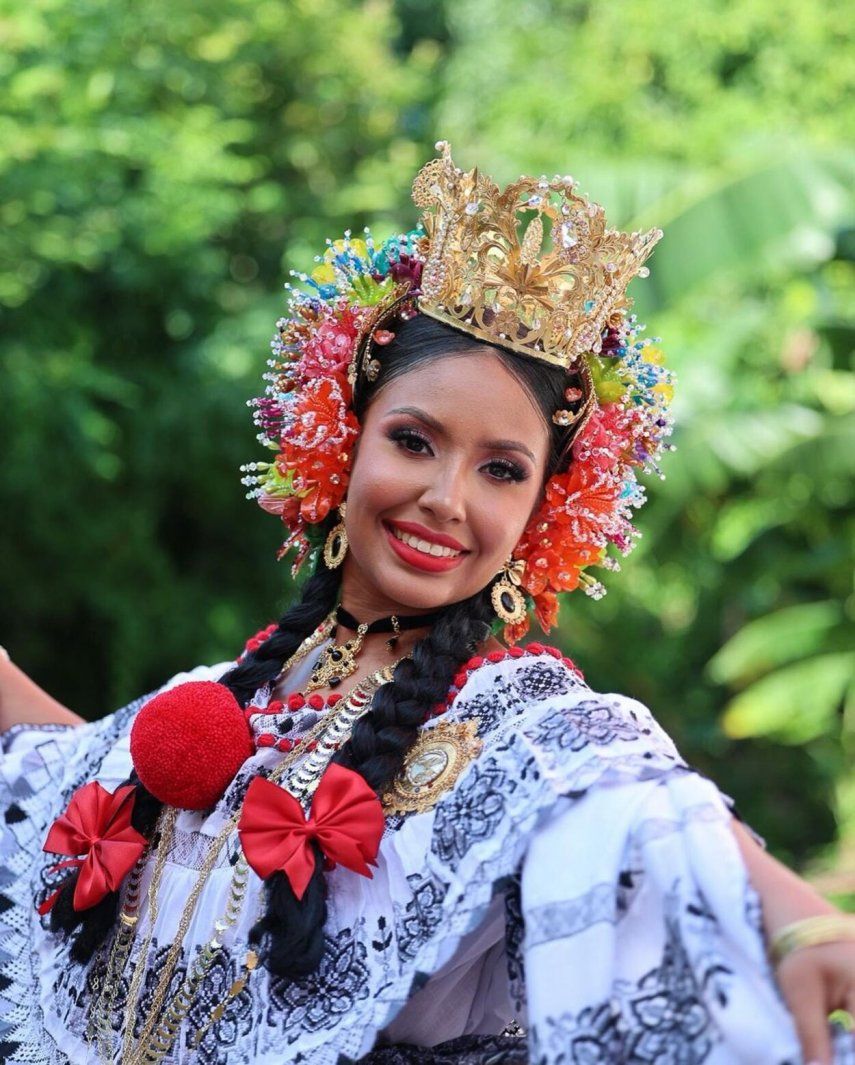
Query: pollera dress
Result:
<box><xmin>1</xmin><ymin>641</ymin><xmax>852</xmax><ymax>1064</ymax></box>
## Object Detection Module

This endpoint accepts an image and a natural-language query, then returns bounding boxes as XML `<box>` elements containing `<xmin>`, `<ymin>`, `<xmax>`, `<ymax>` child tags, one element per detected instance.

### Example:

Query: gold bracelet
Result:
<box><xmin>770</xmin><ymin>914</ymin><xmax>855</xmax><ymax>965</ymax></box>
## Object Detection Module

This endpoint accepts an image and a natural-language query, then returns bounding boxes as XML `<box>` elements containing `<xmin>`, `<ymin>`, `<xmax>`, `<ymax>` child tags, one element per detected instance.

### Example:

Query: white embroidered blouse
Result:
<box><xmin>1</xmin><ymin>645</ymin><xmax>849</xmax><ymax>1064</ymax></box>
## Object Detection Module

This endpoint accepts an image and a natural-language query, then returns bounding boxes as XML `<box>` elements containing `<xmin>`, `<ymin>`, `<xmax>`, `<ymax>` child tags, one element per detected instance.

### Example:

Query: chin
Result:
<box><xmin>379</xmin><ymin>571</ymin><xmax>469</xmax><ymax>613</ymax></box>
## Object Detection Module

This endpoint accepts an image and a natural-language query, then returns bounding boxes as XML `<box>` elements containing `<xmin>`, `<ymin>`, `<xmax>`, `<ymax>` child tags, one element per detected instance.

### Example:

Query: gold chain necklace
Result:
<box><xmin>125</xmin><ymin>662</ymin><xmax>399</xmax><ymax>1065</ymax></box>
<box><xmin>86</xmin><ymin>615</ymin><xmax>336</xmax><ymax>1063</ymax></box>
<box><xmin>91</xmin><ymin>623</ymin><xmax>403</xmax><ymax>1064</ymax></box>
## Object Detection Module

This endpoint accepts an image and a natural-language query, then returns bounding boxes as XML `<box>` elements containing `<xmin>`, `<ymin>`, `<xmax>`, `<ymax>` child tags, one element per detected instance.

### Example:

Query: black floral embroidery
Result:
<box><xmin>130</xmin><ymin>941</ymin><xmax>191</xmax><ymax>1040</ymax></box>
<box><xmin>453</xmin><ymin>658</ymin><xmax>583</xmax><ymax>738</ymax></box>
<box><xmin>530</xmin><ymin>1000</ymin><xmax>625</xmax><ymax>1065</ymax></box>
<box><xmin>528</xmin><ymin>893</ymin><xmax>724</xmax><ymax>1064</ymax></box>
<box><xmin>431</xmin><ymin>762</ymin><xmax>513</xmax><ymax>867</ymax></box>
<box><xmin>524</xmin><ymin>697</ymin><xmax>648</xmax><ymax>754</ymax></box>
<box><xmin>52</xmin><ymin>936</ymin><xmax>95</xmax><ymax>1020</ymax></box>
<box><xmin>452</xmin><ymin>681</ymin><xmax>525</xmax><ymax>737</ymax></box>
<box><xmin>266</xmin><ymin>925</ymin><xmax>370</xmax><ymax>1037</ymax></box>
<box><xmin>395</xmin><ymin>874</ymin><xmax>448</xmax><ymax>963</ymax></box>
<box><xmin>186</xmin><ymin>947</ymin><xmax>254</xmax><ymax>1063</ymax></box>
<box><xmin>510</xmin><ymin>661</ymin><xmax>583</xmax><ymax>703</ymax></box>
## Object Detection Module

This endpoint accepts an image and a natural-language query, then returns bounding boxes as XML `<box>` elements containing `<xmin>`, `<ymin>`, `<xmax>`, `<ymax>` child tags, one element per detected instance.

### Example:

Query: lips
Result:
<box><xmin>383</xmin><ymin>521</ymin><xmax>469</xmax><ymax>574</ymax></box>
<box><xmin>388</xmin><ymin>520</ymin><xmax>467</xmax><ymax>552</ymax></box>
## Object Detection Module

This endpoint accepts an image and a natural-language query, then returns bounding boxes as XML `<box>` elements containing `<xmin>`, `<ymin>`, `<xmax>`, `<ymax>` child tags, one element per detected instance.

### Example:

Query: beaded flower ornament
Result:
<box><xmin>242</xmin><ymin>141</ymin><xmax>676</xmax><ymax>641</ymax></box>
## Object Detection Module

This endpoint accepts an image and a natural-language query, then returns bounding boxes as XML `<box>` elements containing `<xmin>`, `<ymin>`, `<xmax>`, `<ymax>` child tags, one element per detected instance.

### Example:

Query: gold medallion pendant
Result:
<box><xmin>383</xmin><ymin>719</ymin><xmax>482</xmax><ymax>815</ymax></box>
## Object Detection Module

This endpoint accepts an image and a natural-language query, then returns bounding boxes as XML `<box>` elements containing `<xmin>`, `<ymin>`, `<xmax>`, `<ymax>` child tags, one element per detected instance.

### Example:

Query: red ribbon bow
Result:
<box><xmin>237</xmin><ymin>763</ymin><xmax>385</xmax><ymax>900</ymax></box>
<box><xmin>37</xmin><ymin>781</ymin><xmax>146</xmax><ymax>916</ymax></box>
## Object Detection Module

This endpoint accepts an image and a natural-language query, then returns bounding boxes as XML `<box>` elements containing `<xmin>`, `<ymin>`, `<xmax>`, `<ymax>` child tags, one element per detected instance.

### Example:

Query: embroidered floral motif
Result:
<box><xmin>395</xmin><ymin>874</ymin><xmax>448</xmax><ymax>964</ymax></box>
<box><xmin>524</xmin><ymin>697</ymin><xmax>649</xmax><ymax>754</ymax></box>
<box><xmin>431</xmin><ymin>763</ymin><xmax>513</xmax><ymax>867</ymax></box>
<box><xmin>266</xmin><ymin>925</ymin><xmax>370</xmax><ymax>1036</ymax></box>
<box><xmin>186</xmin><ymin>948</ymin><xmax>254</xmax><ymax>1062</ymax></box>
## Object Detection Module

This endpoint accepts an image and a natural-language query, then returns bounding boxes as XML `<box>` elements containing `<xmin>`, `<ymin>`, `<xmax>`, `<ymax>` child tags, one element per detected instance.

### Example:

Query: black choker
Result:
<box><xmin>335</xmin><ymin>606</ymin><xmax>444</xmax><ymax>636</ymax></box>
<box><xmin>306</xmin><ymin>606</ymin><xmax>444</xmax><ymax>692</ymax></box>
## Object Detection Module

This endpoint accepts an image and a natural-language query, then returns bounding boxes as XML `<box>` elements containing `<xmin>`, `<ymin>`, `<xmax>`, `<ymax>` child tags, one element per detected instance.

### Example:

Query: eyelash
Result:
<box><xmin>388</xmin><ymin>428</ymin><xmax>528</xmax><ymax>484</ymax></box>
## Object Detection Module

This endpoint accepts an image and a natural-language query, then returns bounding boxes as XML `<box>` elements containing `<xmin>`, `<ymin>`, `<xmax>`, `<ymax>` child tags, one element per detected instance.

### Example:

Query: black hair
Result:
<box><xmin>48</xmin><ymin>313</ymin><xmax>581</xmax><ymax>977</ymax></box>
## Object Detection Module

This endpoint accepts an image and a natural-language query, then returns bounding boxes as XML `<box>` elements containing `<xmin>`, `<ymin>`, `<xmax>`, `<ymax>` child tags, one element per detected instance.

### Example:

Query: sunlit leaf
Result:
<box><xmin>722</xmin><ymin>652</ymin><xmax>855</xmax><ymax>743</ymax></box>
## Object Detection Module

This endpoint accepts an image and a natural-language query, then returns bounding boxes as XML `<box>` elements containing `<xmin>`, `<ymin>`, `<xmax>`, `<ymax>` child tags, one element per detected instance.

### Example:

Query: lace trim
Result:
<box><xmin>435</xmin><ymin>643</ymin><xmax>584</xmax><ymax>716</ymax></box>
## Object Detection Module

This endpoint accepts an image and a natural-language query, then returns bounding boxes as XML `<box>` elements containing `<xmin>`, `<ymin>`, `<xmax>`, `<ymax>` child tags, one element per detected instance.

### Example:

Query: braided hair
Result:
<box><xmin>50</xmin><ymin>314</ymin><xmax>579</xmax><ymax>975</ymax></box>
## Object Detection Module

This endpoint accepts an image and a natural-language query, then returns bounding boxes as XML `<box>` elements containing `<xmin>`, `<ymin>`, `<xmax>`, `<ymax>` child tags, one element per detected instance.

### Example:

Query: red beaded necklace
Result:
<box><xmin>239</xmin><ymin>616</ymin><xmax>588</xmax><ymax>758</ymax></box>
<box><xmin>245</xmin><ymin>691</ymin><xmax>344</xmax><ymax>752</ymax></box>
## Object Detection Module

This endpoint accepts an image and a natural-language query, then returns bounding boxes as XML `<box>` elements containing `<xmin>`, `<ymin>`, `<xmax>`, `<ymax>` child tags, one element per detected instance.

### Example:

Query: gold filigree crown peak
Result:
<box><xmin>412</xmin><ymin>140</ymin><xmax>662</xmax><ymax>371</ymax></box>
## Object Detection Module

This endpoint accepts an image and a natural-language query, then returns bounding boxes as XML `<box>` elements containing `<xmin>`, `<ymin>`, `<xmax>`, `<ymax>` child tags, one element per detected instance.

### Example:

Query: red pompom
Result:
<box><xmin>130</xmin><ymin>681</ymin><xmax>254</xmax><ymax>810</ymax></box>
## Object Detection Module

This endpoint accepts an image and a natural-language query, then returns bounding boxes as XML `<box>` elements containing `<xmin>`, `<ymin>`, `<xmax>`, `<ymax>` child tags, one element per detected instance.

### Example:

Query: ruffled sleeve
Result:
<box><xmin>0</xmin><ymin>662</ymin><xmax>233</xmax><ymax>1064</ymax></box>
<box><xmin>519</xmin><ymin>738</ymin><xmax>852</xmax><ymax>1064</ymax></box>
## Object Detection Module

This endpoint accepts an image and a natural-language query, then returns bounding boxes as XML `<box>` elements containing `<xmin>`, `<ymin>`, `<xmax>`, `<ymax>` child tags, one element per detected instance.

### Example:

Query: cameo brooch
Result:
<box><xmin>383</xmin><ymin>719</ymin><xmax>482</xmax><ymax>815</ymax></box>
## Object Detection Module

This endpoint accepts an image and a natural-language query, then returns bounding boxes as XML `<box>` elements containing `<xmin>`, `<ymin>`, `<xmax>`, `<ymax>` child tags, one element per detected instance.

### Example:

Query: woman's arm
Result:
<box><xmin>0</xmin><ymin>651</ymin><xmax>85</xmax><ymax>733</ymax></box>
<box><xmin>731</xmin><ymin>817</ymin><xmax>855</xmax><ymax>1065</ymax></box>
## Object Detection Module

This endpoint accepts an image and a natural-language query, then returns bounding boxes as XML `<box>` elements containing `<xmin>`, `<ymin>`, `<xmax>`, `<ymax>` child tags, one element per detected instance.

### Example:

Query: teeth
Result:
<box><xmin>391</xmin><ymin>526</ymin><xmax>461</xmax><ymax>559</ymax></box>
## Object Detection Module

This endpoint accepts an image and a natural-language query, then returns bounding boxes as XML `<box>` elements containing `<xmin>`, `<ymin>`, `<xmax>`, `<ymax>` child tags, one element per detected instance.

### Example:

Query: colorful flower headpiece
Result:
<box><xmin>241</xmin><ymin>142</ymin><xmax>675</xmax><ymax>641</ymax></box>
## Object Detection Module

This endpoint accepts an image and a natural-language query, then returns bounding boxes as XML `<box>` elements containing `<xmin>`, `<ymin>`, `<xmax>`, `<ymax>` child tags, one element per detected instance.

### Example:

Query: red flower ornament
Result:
<box><xmin>38</xmin><ymin>782</ymin><xmax>146</xmax><ymax>915</ymax></box>
<box><xmin>275</xmin><ymin>376</ymin><xmax>360</xmax><ymax>526</ymax></box>
<box><xmin>238</xmin><ymin>763</ymin><xmax>385</xmax><ymax>900</ymax></box>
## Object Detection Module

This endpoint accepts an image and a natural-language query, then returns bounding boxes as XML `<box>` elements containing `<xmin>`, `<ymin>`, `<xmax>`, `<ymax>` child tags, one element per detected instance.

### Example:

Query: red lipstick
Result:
<box><xmin>383</xmin><ymin>522</ymin><xmax>468</xmax><ymax>574</ymax></box>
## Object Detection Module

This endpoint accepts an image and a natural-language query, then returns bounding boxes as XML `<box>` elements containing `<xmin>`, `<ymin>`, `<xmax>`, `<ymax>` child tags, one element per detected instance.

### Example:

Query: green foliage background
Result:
<box><xmin>1</xmin><ymin>0</ymin><xmax>853</xmax><ymax>892</ymax></box>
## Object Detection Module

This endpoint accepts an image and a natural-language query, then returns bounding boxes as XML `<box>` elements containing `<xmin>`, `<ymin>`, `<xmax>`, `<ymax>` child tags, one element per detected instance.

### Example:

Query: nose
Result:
<box><xmin>418</xmin><ymin>459</ymin><xmax>467</xmax><ymax>525</ymax></box>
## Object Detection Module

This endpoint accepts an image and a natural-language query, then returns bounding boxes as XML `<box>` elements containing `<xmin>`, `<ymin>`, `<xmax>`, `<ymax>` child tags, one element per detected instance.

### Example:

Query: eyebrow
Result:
<box><xmin>388</xmin><ymin>406</ymin><xmax>537</xmax><ymax>462</ymax></box>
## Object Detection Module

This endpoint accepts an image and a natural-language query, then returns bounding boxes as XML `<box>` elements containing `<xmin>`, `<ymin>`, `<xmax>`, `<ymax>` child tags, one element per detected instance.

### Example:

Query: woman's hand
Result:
<box><xmin>730</xmin><ymin>818</ymin><xmax>855</xmax><ymax>1064</ymax></box>
<box><xmin>775</xmin><ymin>940</ymin><xmax>855</xmax><ymax>1065</ymax></box>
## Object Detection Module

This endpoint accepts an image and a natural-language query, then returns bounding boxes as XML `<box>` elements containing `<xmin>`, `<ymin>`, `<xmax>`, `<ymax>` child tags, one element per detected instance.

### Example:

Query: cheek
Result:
<box><xmin>469</xmin><ymin>488</ymin><xmax>538</xmax><ymax>558</ymax></box>
<box><xmin>346</xmin><ymin>440</ymin><xmax>412</xmax><ymax>518</ymax></box>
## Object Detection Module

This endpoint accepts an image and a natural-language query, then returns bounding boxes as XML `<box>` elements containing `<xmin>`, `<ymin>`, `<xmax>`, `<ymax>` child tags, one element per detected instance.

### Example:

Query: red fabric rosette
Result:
<box><xmin>38</xmin><ymin>781</ymin><xmax>146</xmax><ymax>915</ymax></box>
<box><xmin>237</xmin><ymin>763</ymin><xmax>385</xmax><ymax>900</ymax></box>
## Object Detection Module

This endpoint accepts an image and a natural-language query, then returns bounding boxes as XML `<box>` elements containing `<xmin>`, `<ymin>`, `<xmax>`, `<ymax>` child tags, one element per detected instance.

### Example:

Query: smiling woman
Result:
<box><xmin>2</xmin><ymin>141</ymin><xmax>854</xmax><ymax>1065</ymax></box>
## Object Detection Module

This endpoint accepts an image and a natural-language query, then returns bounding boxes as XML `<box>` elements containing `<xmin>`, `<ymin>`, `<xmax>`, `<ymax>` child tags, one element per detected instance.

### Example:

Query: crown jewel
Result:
<box><xmin>413</xmin><ymin>141</ymin><xmax>662</xmax><ymax>370</ymax></box>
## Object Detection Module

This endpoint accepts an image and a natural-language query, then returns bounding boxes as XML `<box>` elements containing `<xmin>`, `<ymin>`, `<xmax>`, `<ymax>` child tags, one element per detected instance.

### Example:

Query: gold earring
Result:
<box><xmin>323</xmin><ymin>503</ymin><xmax>348</xmax><ymax>570</ymax></box>
<box><xmin>491</xmin><ymin>558</ymin><xmax>527</xmax><ymax>624</ymax></box>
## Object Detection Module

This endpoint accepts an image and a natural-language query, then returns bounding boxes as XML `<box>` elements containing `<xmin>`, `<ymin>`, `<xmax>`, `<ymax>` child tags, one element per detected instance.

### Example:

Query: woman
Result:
<box><xmin>1</xmin><ymin>141</ymin><xmax>853</xmax><ymax>1064</ymax></box>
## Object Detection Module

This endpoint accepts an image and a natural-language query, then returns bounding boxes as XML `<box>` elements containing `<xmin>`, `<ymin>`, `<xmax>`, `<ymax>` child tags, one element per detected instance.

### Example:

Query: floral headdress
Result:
<box><xmin>242</xmin><ymin>142</ymin><xmax>675</xmax><ymax>641</ymax></box>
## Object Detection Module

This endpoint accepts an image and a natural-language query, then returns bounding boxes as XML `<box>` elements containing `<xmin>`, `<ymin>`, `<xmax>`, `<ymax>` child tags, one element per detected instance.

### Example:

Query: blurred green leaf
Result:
<box><xmin>722</xmin><ymin>652</ymin><xmax>855</xmax><ymax>743</ymax></box>
<box><xmin>707</xmin><ymin>602</ymin><xmax>849</xmax><ymax>685</ymax></box>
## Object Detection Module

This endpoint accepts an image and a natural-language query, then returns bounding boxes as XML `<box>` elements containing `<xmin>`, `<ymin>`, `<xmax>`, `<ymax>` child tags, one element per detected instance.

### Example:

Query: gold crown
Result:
<box><xmin>412</xmin><ymin>141</ymin><xmax>662</xmax><ymax>371</ymax></box>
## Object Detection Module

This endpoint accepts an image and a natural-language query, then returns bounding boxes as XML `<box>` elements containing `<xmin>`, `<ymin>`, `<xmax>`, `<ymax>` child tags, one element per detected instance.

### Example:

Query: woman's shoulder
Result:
<box><xmin>0</xmin><ymin>659</ymin><xmax>237</xmax><ymax>809</ymax></box>
<box><xmin>437</xmin><ymin>642</ymin><xmax>686</xmax><ymax>795</ymax></box>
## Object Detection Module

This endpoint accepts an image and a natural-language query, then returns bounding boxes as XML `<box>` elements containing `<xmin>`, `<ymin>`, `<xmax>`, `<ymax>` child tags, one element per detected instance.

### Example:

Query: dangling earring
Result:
<box><xmin>491</xmin><ymin>558</ymin><xmax>527</xmax><ymax>624</ymax></box>
<box><xmin>323</xmin><ymin>502</ymin><xmax>348</xmax><ymax>570</ymax></box>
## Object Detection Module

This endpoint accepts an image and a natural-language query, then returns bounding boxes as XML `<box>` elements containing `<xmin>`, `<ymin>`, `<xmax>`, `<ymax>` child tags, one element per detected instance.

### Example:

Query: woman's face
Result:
<box><xmin>341</xmin><ymin>351</ymin><xmax>550</xmax><ymax>617</ymax></box>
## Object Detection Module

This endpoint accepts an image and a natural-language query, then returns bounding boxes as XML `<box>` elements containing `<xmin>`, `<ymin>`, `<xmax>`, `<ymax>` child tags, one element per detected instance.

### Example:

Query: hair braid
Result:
<box><xmin>251</xmin><ymin>585</ymin><xmax>495</xmax><ymax>980</ymax></box>
<box><xmin>334</xmin><ymin>587</ymin><xmax>493</xmax><ymax>790</ymax></box>
<box><xmin>47</xmin><ymin>558</ymin><xmax>342</xmax><ymax>964</ymax></box>
<box><xmin>219</xmin><ymin>560</ymin><xmax>342</xmax><ymax>708</ymax></box>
